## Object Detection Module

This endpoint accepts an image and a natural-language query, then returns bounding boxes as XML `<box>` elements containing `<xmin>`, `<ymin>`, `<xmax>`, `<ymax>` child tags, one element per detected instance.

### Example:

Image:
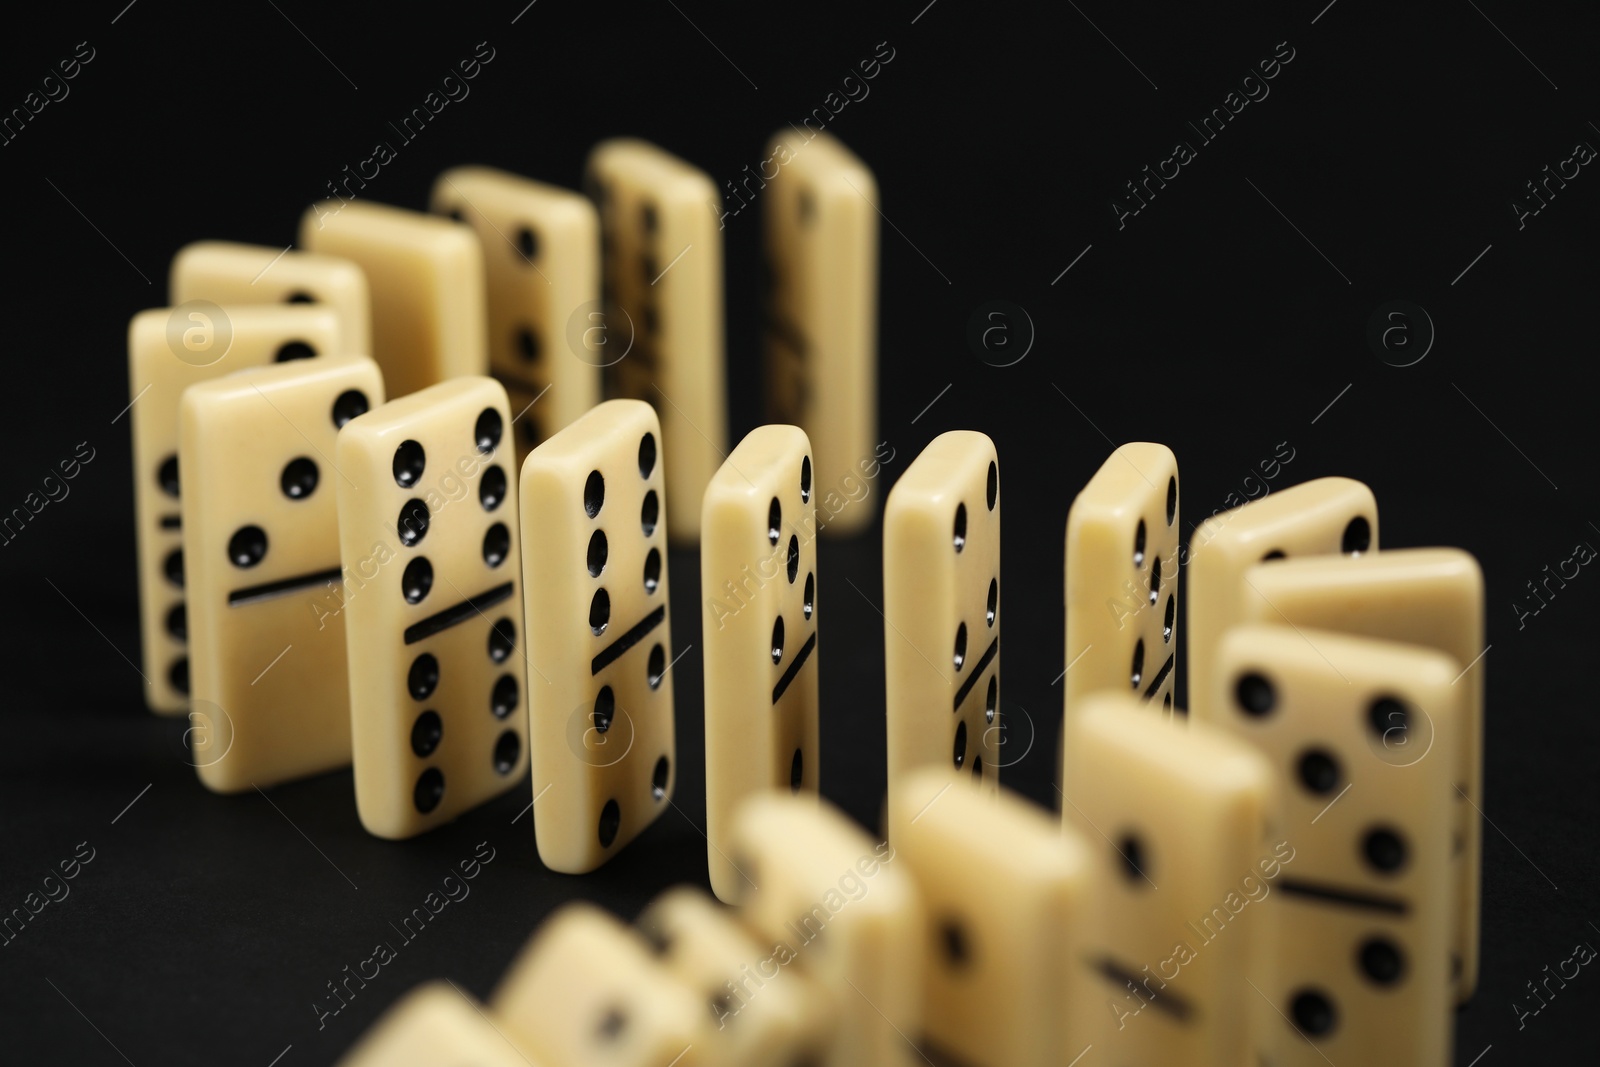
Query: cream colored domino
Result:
<box><xmin>335</xmin><ymin>377</ymin><xmax>527</xmax><ymax>839</ymax></box>
<box><xmin>889</xmin><ymin>770</ymin><xmax>1094</xmax><ymax>1067</ymax></box>
<box><xmin>298</xmin><ymin>200</ymin><xmax>487</xmax><ymax>398</ymax></box>
<box><xmin>728</xmin><ymin>793</ymin><xmax>923</xmax><ymax>1067</ymax></box>
<box><xmin>337</xmin><ymin>981</ymin><xmax>542</xmax><ymax>1067</ymax></box>
<box><xmin>520</xmin><ymin>399</ymin><xmax>675</xmax><ymax>872</ymax></box>
<box><xmin>1205</xmin><ymin>625</ymin><xmax>1458</xmax><ymax>1066</ymax></box>
<box><xmin>168</xmin><ymin>240</ymin><xmax>371</xmax><ymax>355</ymax></box>
<box><xmin>429</xmin><ymin>166</ymin><xmax>600</xmax><ymax>449</ymax></box>
<box><xmin>492</xmin><ymin>903</ymin><xmax>709</xmax><ymax>1067</ymax></box>
<box><xmin>129</xmin><ymin>304</ymin><xmax>355</xmax><ymax>715</ymax></box>
<box><xmin>1063</xmin><ymin>442</ymin><xmax>1180</xmax><ymax>721</ymax></box>
<box><xmin>179</xmin><ymin>356</ymin><xmax>384</xmax><ymax>791</ymax></box>
<box><xmin>1186</xmin><ymin>476</ymin><xmax>1378</xmax><ymax>721</ymax></box>
<box><xmin>883</xmin><ymin>432</ymin><xmax>1000</xmax><ymax>823</ymax></box>
<box><xmin>762</xmin><ymin>131</ymin><xmax>877</xmax><ymax>537</ymax></box>
<box><xmin>1241</xmin><ymin>548</ymin><xmax>1484</xmax><ymax>1002</ymax></box>
<box><xmin>585</xmin><ymin>138</ymin><xmax>726</xmax><ymax>542</ymax></box>
<box><xmin>1062</xmin><ymin>694</ymin><xmax>1281</xmax><ymax>1067</ymax></box>
<box><xmin>702</xmin><ymin>424</ymin><xmax>820</xmax><ymax>902</ymax></box>
<box><xmin>638</xmin><ymin>887</ymin><xmax>835</xmax><ymax>1065</ymax></box>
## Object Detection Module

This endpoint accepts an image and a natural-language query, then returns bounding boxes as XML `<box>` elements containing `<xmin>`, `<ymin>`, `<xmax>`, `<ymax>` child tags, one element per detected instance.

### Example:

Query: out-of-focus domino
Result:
<box><xmin>168</xmin><ymin>240</ymin><xmax>371</xmax><ymax>354</ymax></box>
<box><xmin>335</xmin><ymin>982</ymin><xmax>539</xmax><ymax>1067</ymax></box>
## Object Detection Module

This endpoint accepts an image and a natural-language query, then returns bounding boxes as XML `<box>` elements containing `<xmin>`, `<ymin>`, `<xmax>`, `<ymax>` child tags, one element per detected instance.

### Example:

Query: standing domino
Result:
<box><xmin>1062</xmin><ymin>695</ymin><xmax>1282</xmax><ymax>1067</ymax></box>
<box><xmin>702</xmin><ymin>424</ymin><xmax>820</xmax><ymax>902</ymax></box>
<box><xmin>1186</xmin><ymin>476</ymin><xmax>1378</xmax><ymax>720</ymax></box>
<box><xmin>179</xmin><ymin>356</ymin><xmax>385</xmax><ymax>790</ymax></box>
<box><xmin>335</xmin><ymin>378</ymin><xmax>527</xmax><ymax>839</ymax></box>
<box><xmin>1063</xmin><ymin>442</ymin><xmax>1181</xmax><ymax>720</ymax></box>
<box><xmin>335</xmin><ymin>983</ymin><xmax>532</xmax><ymax>1067</ymax></box>
<box><xmin>889</xmin><ymin>770</ymin><xmax>1094</xmax><ymax>1067</ymax></box>
<box><xmin>728</xmin><ymin>794</ymin><xmax>923</xmax><ymax>1067</ymax></box>
<box><xmin>1205</xmin><ymin>625</ymin><xmax>1459</xmax><ymax>1066</ymax></box>
<box><xmin>1240</xmin><ymin>548</ymin><xmax>1485</xmax><ymax>1002</ymax></box>
<box><xmin>883</xmin><ymin>432</ymin><xmax>1000</xmax><ymax>819</ymax></box>
<box><xmin>129</xmin><ymin>304</ymin><xmax>356</xmax><ymax>714</ymax></box>
<box><xmin>429</xmin><ymin>166</ymin><xmax>600</xmax><ymax>455</ymax></box>
<box><xmin>585</xmin><ymin>138</ymin><xmax>726</xmax><ymax>541</ymax></box>
<box><xmin>299</xmin><ymin>200</ymin><xmax>487</xmax><ymax>397</ymax></box>
<box><xmin>762</xmin><ymin>131</ymin><xmax>878</xmax><ymax>536</ymax></box>
<box><xmin>520</xmin><ymin>399</ymin><xmax>675</xmax><ymax>873</ymax></box>
<box><xmin>169</xmin><ymin>240</ymin><xmax>371</xmax><ymax>354</ymax></box>
<box><xmin>492</xmin><ymin>903</ymin><xmax>709</xmax><ymax>1067</ymax></box>
<box><xmin>637</xmin><ymin>887</ymin><xmax>834</xmax><ymax>1065</ymax></box>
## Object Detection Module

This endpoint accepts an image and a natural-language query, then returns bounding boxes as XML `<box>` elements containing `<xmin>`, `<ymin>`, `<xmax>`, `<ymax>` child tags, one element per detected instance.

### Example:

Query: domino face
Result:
<box><xmin>637</xmin><ymin>886</ymin><xmax>834</xmax><ymax>1064</ymax></box>
<box><xmin>1063</xmin><ymin>442</ymin><xmax>1180</xmax><ymax>720</ymax></box>
<box><xmin>889</xmin><ymin>770</ymin><xmax>1093</xmax><ymax>1067</ymax></box>
<box><xmin>1186</xmin><ymin>476</ymin><xmax>1378</xmax><ymax>721</ymax></box>
<box><xmin>128</xmin><ymin>304</ymin><xmax>355</xmax><ymax>715</ymax></box>
<box><xmin>492</xmin><ymin>903</ymin><xmax>709</xmax><ymax>1067</ymax></box>
<box><xmin>179</xmin><ymin>356</ymin><xmax>385</xmax><ymax>791</ymax></box>
<box><xmin>585</xmin><ymin>138</ymin><xmax>726</xmax><ymax>542</ymax></box>
<box><xmin>729</xmin><ymin>794</ymin><xmax>924</xmax><ymax>1067</ymax></box>
<box><xmin>298</xmin><ymin>200</ymin><xmax>487</xmax><ymax>398</ymax></box>
<box><xmin>883</xmin><ymin>431</ymin><xmax>1001</xmax><ymax>821</ymax></box>
<box><xmin>520</xmin><ymin>399</ymin><xmax>675</xmax><ymax>873</ymax></box>
<box><xmin>168</xmin><ymin>240</ymin><xmax>372</xmax><ymax>355</ymax></box>
<box><xmin>1241</xmin><ymin>548</ymin><xmax>1484</xmax><ymax>1002</ymax></box>
<box><xmin>336</xmin><ymin>982</ymin><xmax>531</xmax><ymax>1067</ymax></box>
<box><xmin>702</xmin><ymin>424</ymin><xmax>820</xmax><ymax>902</ymax></box>
<box><xmin>429</xmin><ymin>166</ymin><xmax>600</xmax><ymax>449</ymax></box>
<box><xmin>762</xmin><ymin>131</ymin><xmax>878</xmax><ymax>536</ymax></box>
<box><xmin>1206</xmin><ymin>625</ymin><xmax>1458</xmax><ymax>1066</ymax></box>
<box><xmin>335</xmin><ymin>377</ymin><xmax>527</xmax><ymax>839</ymax></box>
<box><xmin>1061</xmin><ymin>695</ymin><xmax>1280</xmax><ymax>1067</ymax></box>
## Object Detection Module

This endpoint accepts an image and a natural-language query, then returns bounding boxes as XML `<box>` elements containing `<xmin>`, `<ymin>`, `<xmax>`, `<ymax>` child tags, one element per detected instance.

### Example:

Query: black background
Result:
<box><xmin>1</xmin><ymin>1</ymin><xmax>1595</xmax><ymax>1063</ymax></box>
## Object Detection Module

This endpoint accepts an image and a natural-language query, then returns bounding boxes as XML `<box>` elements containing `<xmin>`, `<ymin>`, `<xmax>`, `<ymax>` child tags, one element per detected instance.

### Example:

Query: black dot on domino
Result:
<box><xmin>803</xmin><ymin>573</ymin><xmax>814</xmax><ymax>620</ymax></box>
<box><xmin>790</xmin><ymin>748</ymin><xmax>803</xmax><ymax>791</ymax></box>
<box><xmin>798</xmin><ymin>188</ymin><xmax>815</xmax><ymax>225</ymax></box>
<box><xmin>641</xmin><ymin>201</ymin><xmax>658</xmax><ymax>233</ymax></box>
<box><xmin>593</xmin><ymin>686</ymin><xmax>615</xmax><ymax>733</ymax></box>
<box><xmin>1262</xmin><ymin>549</ymin><xmax>1286</xmax><ymax>562</ymax></box>
<box><xmin>332</xmin><ymin>389</ymin><xmax>369</xmax><ymax>428</ymax></box>
<box><xmin>597</xmin><ymin>1004</ymin><xmax>627</xmax><ymax>1041</ymax></box>
<box><xmin>584</xmin><ymin>471</ymin><xmax>605</xmax><ymax>517</ymax></box>
<box><xmin>1130</xmin><ymin>639</ymin><xmax>1144</xmax><ymax>689</ymax></box>
<box><xmin>393</xmin><ymin>440</ymin><xmax>426</xmax><ymax>487</ymax></box>
<box><xmin>590</xmin><ymin>589</ymin><xmax>610</xmax><ymax>635</ymax></box>
<box><xmin>768</xmin><ymin>498</ymin><xmax>782</xmax><ymax>545</ymax></box>
<box><xmin>986</xmin><ymin>461</ymin><xmax>998</xmax><ymax>510</ymax></box>
<box><xmin>414</xmin><ymin>768</ymin><xmax>445</xmax><ymax>814</ymax></box>
<box><xmin>158</xmin><ymin>454</ymin><xmax>180</xmax><ymax>498</ymax></box>
<box><xmin>515</xmin><ymin>326</ymin><xmax>539</xmax><ymax>362</ymax></box>
<box><xmin>953</xmin><ymin>503</ymin><xmax>967</xmax><ymax>552</ymax></box>
<box><xmin>973</xmin><ymin>755</ymin><xmax>983</xmax><ymax>779</ymax></box>
<box><xmin>1234</xmin><ymin>672</ymin><xmax>1275</xmax><ymax>717</ymax></box>
<box><xmin>598</xmin><ymin>799</ymin><xmax>621</xmax><ymax>847</ymax></box>
<box><xmin>1367</xmin><ymin>696</ymin><xmax>1408</xmax><ymax>741</ymax></box>
<box><xmin>1133</xmin><ymin>518</ymin><xmax>1146</xmax><ymax>567</ymax></box>
<box><xmin>493</xmin><ymin>729</ymin><xmax>521</xmax><ymax>775</ymax></box>
<box><xmin>1297</xmin><ymin>749</ymin><xmax>1341</xmax><ymax>794</ymax></box>
<box><xmin>1363</xmin><ymin>827</ymin><xmax>1407</xmax><ymax>873</ymax></box>
<box><xmin>985</xmin><ymin>676</ymin><xmax>997</xmax><ymax>724</ymax></box>
<box><xmin>483</xmin><ymin>523</ymin><xmax>510</xmax><ymax>567</ymax></box>
<box><xmin>638</xmin><ymin>433</ymin><xmax>656</xmax><ymax>478</ymax></box>
<box><xmin>488</xmin><ymin>618</ymin><xmax>515</xmax><ymax>663</ymax></box>
<box><xmin>274</xmin><ymin>340</ymin><xmax>316</xmax><ymax>362</ymax></box>
<box><xmin>403</xmin><ymin>557</ymin><xmax>433</xmax><ymax>604</ymax></box>
<box><xmin>641</xmin><ymin>491</ymin><xmax>659</xmax><ymax>536</ymax></box>
<box><xmin>1116</xmin><ymin>832</ymin><xmax>1149</xmax><ymax>884</ymax></box>
<box><xmin>647</xmin><ymin>644</ymin><xmax>666</xmax><ymax>690</ymax></box>
<box><xmin>1359</xmin><ymin>938</ymin><xmax>1405</xmax><ymax>985</ymax></box>
<box><xmin>164</xmin><ymin>547</ymin><xmax>184</xmax><ymax>588</ymax></box>
<box><xmin>408</xmin><ymin>653</ymin><xmax>439</xmax><ymax>701</ymax></box>
<box><xmin>953</xmin><ymin>623</ymin><xmax>967</xmax><ymax>671</ymax></box>
<box><xmin>411</xmin><ymin>710</ymin><xmax>442</xmax><ymax>757</ymax></box>
<box><xmin>651</xmin><ymin>755</ymin><xmax>670</xmax><ymax>800</ymax></box>
<box><xmin>1149</xmin><ymin>556</ymin><xmax>1162</xmax><ymax>605</ymax></box>
<box><xmin>1166</xmin><ymin>476</ymin><xmax>1177</xmax><ymax>525</ymax></box>
<box><xmin>166</xmin><ymin>603</ymin><xmax>187</xmax><ymax>641</ymax></box>
<box><xmin>642</xmin><ymin>305</ymin><xmax>659</xmax><ymax>335</ymax></box>
<box><xmin>398</xmin><ymin>499</ymin><xmax>430</xmax><ymax>547</ymax></box>
<box><xmin>1163</xmin><ymin>595</ymin><xmax>1175</xmax><ymax>642</ymax></box>
<box><xmin>771</xmin><ymin>617</ymin><xmax>785</xmax><ymax>664</ymax></box>
<box><xmin>800</xmin><ymin>455</ymin><xmax>812</xmax><ymax>502</ymax></box>
<box><xmin>491</xmin><ymin>675</ymin><xmax>519</xmax><ymax>719</ymax></box>
<box><xmin>786</xmin><ymin>536</ymin><xmax>799</xmax><ymax>583</ymax></box>
<box><xmin>643</xmin><ymin>548</ymin><xmax>661</xmax><ymax>594</ymax></box>
<box><xmin>475</xmin><ymin>408</ymin><xmax>502</xmax><ymax>454</ymax></box>
<box><xmin>987</xmin><ymin>579</ymin><xmax>997</xmax><ymax>627</ymax></box>
<box><xmin>285</xmin><ymin>291</ymin><xmax>315</xmax><ymax>304</ymax></box>
<box><xmin>169</xmin><ymin>657</ymin><xmax>189</xmax><ymax>695</ymax></box>
<box><xmin>1342</xmin><ymin>516</ymin><xmax>1372</xmax><ymax>554</ymax></box>
<box><xmin>515</xmin><ymin>226</ymin><xmax>538</xmax><ymax>261</ymax></box>
<box><xmin>587</xmin><ymin>530</ymin><xmax>609</xmax><ymax>576</ymax></box>
<box><xmin>228</xmin><ymin>526</ymin><xmax>268</xmax><ymax>568</ymax></box>
<box><xmin>479</xmin><ymin>466</ymin><xmax>507</xmax><ymax>511</ymax></box>
<box><xmin>953</xmin><ymin>720</ymin><xmax>967</xmax><ymax>768</ymax></box>
<box><xmin>1289</xmin><ymin>990</ymin><xmax>1337</xmax><ymax>1036</ymax></box>
<box><xmin>641</xmin><ymin>254</ymin><xmax>658</xmax><ymax>283</ymax></box>
<box><xmin>941</xmin><ymin>920</ymin><xmax>971</xmax><ymax>967</ymax></box>
<box><xmin>280</xmin><ymin>457</ymin><xmax>318</xmax><ymax>499</ymax></box>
